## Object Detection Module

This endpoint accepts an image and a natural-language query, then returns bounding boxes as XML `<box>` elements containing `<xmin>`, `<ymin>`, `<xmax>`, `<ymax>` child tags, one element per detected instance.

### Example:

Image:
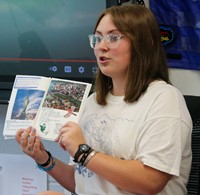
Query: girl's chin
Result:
<box><xmin>99</xmin><ymin>69</ymin><xmax>112</xmax><ymax>77</ymax></box>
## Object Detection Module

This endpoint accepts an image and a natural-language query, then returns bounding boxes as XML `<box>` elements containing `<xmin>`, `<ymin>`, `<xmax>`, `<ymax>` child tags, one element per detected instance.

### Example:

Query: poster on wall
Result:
<box><xmin>149</xmin><ymin>0</ymin><xmax>200</xmax><ymax>71</ymax></box>
<box><xmin>0</xmin><ymin>153</ymin><xmax>47</xmax><ymax>195</ymax></box>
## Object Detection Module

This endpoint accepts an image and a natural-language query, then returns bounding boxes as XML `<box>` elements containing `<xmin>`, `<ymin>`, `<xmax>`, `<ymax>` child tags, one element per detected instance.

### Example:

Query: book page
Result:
<box><xmin>3</xmin><ymin>75</ymin><xmax>51</xmax><ymax>139</ymax></box>
<box><xmin>34</xmin><ymin>78</ymin><xmax>92</xmax><ymax>141</ymax></box>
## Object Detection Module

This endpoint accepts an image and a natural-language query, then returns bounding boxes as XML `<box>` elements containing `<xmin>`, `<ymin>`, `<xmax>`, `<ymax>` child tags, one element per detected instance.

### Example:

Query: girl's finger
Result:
<box><xmin>15</xmin><ymin>128</ymin><xmax>25</xmax><ymax>143</ymax></box>
<box><xmin>20</xmin><ymin>127</ymin><xmax>32</xmax><ymax>148</ymax></box>
<box><xmin>27</xmin><ymin>128</ymin><xmax>37</xmax><ymax>151</ymax></box>
<box><xmin>33</xmin><ymin>135</ymin><xmax>42</xmax><ymax>150</ymax></box>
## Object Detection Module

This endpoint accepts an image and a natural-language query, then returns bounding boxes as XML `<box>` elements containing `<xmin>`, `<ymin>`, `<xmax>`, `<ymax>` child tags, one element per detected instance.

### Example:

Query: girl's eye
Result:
<box><xmin>108</xmin><ymin>35</ymin><xmax>119</xmax><ymax>42</ymax></box>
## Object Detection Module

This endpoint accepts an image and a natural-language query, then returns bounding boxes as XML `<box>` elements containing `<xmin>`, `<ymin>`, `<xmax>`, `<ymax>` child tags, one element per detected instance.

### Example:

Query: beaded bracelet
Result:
<box><xmin>36</xmin><ymin>150</ymin><xmax>55</xmax><ymax>171</ymax></box>
<box><xmin>37</xmin><ymin>156</ymin><xmax>55</xmax><ymax>172</ymax></box>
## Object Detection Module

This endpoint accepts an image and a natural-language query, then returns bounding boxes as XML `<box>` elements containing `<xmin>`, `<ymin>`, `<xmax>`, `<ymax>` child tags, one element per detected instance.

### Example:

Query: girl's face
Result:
<box><xmin>94</xmin><ymin>14</ymin><xmax>131</xmax><ymax>81</ymax></box>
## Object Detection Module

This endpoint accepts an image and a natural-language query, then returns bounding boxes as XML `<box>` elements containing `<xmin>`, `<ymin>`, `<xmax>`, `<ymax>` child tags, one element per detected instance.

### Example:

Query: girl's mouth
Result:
<box><xmin>99</xmin><ymin>56</ymin><xmax>110</xmax><ymax>63</ymax></box>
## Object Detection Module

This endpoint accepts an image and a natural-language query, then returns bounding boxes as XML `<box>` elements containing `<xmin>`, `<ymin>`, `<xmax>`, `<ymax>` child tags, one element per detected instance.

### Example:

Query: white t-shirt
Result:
<box><xmin>74</xmin><ymin>81</ymin><xmax>192</xmax><ymax>195</ymax></box>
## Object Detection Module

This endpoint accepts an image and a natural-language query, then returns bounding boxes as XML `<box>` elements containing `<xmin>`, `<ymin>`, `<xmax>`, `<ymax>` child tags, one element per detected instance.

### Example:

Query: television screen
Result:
<box><xmin>0</xmin><ymin>0</ymin><xmax>106</xmax><ymax>100</ymax></box>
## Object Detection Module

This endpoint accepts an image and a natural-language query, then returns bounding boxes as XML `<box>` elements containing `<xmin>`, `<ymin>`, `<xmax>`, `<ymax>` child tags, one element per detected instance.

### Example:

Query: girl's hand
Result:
<box><xmin>55</xmin><ymin>122</ymin><xmax>85</xmax><ymax>158</ymax></box>
<box><xmin>15</xmin><ymin>126</ymin><xmax>48</xmax><ymax>164</ymax></box>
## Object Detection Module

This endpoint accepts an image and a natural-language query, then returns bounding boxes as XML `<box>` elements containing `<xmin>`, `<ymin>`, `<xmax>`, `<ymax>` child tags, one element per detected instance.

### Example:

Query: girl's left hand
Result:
<box><xmin>55</xmin><ymin>121</ymin><xmax>85</xmax><ymax>158</ymax></box>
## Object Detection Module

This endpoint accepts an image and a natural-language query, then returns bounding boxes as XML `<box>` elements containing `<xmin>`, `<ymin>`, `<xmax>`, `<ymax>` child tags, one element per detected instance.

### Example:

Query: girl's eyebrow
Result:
<box><xmin>95</xmin><ymin>29</ymin><xmax>120</xmax><ymax>34</ymax></box>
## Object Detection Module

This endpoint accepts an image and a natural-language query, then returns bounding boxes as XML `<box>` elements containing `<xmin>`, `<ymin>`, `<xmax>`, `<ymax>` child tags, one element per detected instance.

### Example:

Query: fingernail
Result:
<box><xmin>31</xmin><ymin>128</ymin><xmax>36</xmax><ymax>133</ymax></box>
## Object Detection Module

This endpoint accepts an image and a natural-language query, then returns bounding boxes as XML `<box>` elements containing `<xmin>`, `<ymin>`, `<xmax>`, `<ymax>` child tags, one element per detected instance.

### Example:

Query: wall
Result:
<box><xmin>170</xmin><ymin>68</ymin><xmax>200</xmax><ymax>96</ymax></box>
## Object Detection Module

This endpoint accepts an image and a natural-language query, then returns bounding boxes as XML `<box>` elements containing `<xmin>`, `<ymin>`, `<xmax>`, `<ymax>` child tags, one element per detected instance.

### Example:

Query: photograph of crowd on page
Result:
<box><xmin>42</xmin><ymin>80</ymin><xmax>87</xmax><ymax>116</ymax></box>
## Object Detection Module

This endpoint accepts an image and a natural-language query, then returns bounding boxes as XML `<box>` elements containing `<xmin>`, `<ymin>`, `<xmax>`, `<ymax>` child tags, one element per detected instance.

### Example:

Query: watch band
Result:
<box><xmin>79</xmin><ymin>149</ymin><xmax>93</xmax><ymax>165</ymax></box>
<box><xmin>73</xmin><ymin>144</ymin><xmax>92</xmax><ymax>163</ymax></box>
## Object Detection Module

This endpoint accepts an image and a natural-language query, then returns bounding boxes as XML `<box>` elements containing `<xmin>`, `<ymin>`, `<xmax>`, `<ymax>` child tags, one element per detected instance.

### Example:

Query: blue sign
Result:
<box><xmin>150</xmin><ymin>0</ymin><xmax>200</xmax><ymax>70</ymax></box>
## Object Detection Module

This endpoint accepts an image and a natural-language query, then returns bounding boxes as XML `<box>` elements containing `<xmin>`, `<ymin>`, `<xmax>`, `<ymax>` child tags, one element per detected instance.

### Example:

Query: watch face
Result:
<box><xmin>80</xmin><ymin>144</ymin><xmax>90</xmax><ymax>152</ymax></box>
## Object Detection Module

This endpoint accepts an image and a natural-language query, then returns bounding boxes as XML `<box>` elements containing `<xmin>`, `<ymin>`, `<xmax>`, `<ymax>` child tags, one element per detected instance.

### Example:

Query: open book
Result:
<box><xmin>3</xmin><ymin>75</ymin><xmax>92</xmax><ymax>141</ymax></box>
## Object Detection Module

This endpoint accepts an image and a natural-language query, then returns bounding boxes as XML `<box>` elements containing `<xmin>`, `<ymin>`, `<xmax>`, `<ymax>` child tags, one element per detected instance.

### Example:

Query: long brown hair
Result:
<box><xmin>93</xmin><ymin>4</ymin><xmax>171</xmax><ymax>105</ymax></box>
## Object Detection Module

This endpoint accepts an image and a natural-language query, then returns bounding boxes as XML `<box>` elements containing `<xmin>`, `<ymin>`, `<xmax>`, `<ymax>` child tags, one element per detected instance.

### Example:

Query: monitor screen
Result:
<box><xmin>0</xmin><ymin>0</ymin><xmax>106</xmax><ymax>92</ymax></box>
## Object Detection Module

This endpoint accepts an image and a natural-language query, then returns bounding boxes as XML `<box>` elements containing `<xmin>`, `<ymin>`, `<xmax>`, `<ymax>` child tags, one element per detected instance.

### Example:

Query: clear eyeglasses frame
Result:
<box><xmin>88</xmin><ymin>34</ymin><xmax>124</xmax><ymax>49</ymax></box>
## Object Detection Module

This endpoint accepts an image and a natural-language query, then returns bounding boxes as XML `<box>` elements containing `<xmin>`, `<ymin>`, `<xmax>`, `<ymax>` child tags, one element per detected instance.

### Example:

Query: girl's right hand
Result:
<box><xmin>15</xmin><ymin>126</ymin><xmax>49</xmax><ymax>164</ymax></box>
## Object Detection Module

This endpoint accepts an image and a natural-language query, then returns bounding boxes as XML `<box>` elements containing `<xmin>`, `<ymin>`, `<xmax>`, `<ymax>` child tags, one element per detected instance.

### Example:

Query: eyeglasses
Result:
<box><xmin>88</xmin><ymin>34</ymin><xmax>124</xmax><ymax>49</ymax></box>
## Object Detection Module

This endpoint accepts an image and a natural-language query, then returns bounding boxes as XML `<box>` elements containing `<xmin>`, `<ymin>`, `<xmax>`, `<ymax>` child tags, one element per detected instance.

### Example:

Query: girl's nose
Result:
<box><xmin>97</xmin><ymin>39</ymin><xmax>108</xmax><ymax>50</ymax></box>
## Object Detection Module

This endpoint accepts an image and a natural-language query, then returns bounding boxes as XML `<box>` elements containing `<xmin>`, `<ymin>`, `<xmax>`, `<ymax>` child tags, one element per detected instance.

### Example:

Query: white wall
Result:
<box><xmin>144</xmin><ymin>0</ymin><xmax>149</xmax><ymax>8</ymax></box>
<box><xmin>169</xmin><ymin>68</ymin><xmax>200</xmax><ymax>96</ymax></box>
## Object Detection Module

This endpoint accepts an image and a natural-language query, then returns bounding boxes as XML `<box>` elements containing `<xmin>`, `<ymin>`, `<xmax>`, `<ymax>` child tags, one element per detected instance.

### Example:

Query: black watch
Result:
<box><xmin>73</xmin><ymin>144</ymin><xmax>92</xmax><ymax>163</ymax></box>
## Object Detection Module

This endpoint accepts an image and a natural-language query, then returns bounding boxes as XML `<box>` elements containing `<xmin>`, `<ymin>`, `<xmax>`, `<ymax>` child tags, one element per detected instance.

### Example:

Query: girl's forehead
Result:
<box><xmin>96</xmin><ymin>15</ymin><xmax>117</xmax><ymax>33</ymax></box>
